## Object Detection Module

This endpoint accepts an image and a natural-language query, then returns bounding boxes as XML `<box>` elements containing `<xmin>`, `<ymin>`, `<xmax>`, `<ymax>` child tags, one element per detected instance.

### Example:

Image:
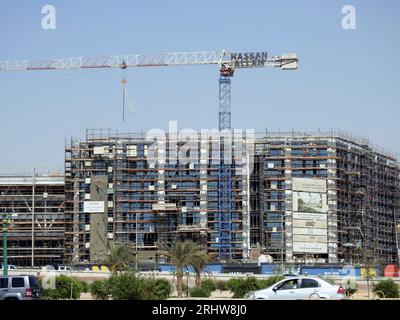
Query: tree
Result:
<box><xmin>373</xmin><ymin>279</ymin><xmax>400</xmax><ymax>298</ymax></box>
<box><xmin>89</xmin><ymin>280</ymin><xmax>110</xmax><ymax>300</ymax></box>
<box><xmin>41</xmin><ymin>275</ymin><xmax>86</xmax><ymax>300</ymax></box>
<box><xmin>108</xmin><ymin>272</ymin><xmax>144</xmax><ymax>300</ymax></box>
<box><xmin>189</xmin><ymin>252</ymin><xmax>209</xmax><ymax>287</ymax></box>
<box><xmin>105</xmin><ymin>244</ymin><xmax>135</xmax><ymax>272</ymax></box>
<box><xmin>362</xmin><ymin>256</ymin><xmax>377</xmax><ymax>299</ymax></box>
<box><xmin>166</xmin><ymin>241</ymin><xmax>201</xmax><ymax>297</ymax></box>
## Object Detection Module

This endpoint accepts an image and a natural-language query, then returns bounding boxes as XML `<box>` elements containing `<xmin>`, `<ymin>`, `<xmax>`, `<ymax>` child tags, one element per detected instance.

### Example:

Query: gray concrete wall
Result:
<box><xmin>90</xmin><ymin>175</ymin><xmax>109</xmax><ymax>261</ymax></box>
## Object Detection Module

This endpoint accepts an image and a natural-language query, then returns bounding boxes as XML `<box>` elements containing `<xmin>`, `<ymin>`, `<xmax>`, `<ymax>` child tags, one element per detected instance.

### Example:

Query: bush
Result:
<box><xmin>257</xmin><ymin>276</ymin><xmax>284</xmax><ymax>290</ymax></box>
<box><xmin>201</xmin><ymin>279</ymin><xmax>217</xmax><ymax>293</ymax></box>
<box><xmin>225</xmin><ymin>276</ymin><xmax>284</xmax><ymax>298</ymax></box>
<box><xmin>41</xmin><ymin>275</ymin><xmax>86</xmax><ymax>300</ymax></box>
<box><xmin>190</xmin><ymin>286</ymin><xmax>212</xmax><ymax>298</ymax></box>
<box><xmin>89</xmin><ymin>274</ymin><xmax>172</xmax><ymax>300</ymax></box>
<box><xmin>80</xmin><ymin>280</ymin><xmax>89</xmax><ymax>293</ymax></box>
<box><xmin>373</xmin><ymin>279</ymin><xmax>400</xmax><ymax>298</ymax></box>
<box><xmin>216</xmin><ymin>280</ymin><xmax>227</xmax><ymax>292</ymax></box>
<box><xmin>153</xmin><ymin>278</ymin><xmax>172</xmax><ymax>300</ymax></box>
<box><xmin>226</xmin><ymin>277</ymin><xmax>260</xmax><ymax>298</ymax></box>
<box><xmin>108</xmin><ymin>272</ymin><xmax>144</xmax><ymax>300</ymax></box>
<box><xmin>89</xmin><ymin>280</ymin><xmax>110</xmax><ymax>300</ymax></box>
<box><xmin>142</xmin><ymin>278</ymin><xmax>172</xmax><ymax>300</ymax></box>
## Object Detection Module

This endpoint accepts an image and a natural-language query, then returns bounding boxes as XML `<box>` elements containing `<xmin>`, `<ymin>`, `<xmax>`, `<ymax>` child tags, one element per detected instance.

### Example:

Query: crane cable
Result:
<box><xmin>120</xmin><ymin>62</ymin><xmax>137</xmax><ymax>122</ymax></box>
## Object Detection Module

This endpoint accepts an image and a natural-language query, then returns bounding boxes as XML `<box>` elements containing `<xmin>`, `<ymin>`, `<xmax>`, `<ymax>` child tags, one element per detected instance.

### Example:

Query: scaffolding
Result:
<box><xmin>64</xmin><ymin>129</ymin><xmax>400</xmax><ymax>265</ymax></box>
<box><xmin>65</xmin><ymin>129</ymin><xmax>249</xmax><ymax>263</ymax></box>
<box><xmin>0</xmin><ymin>168</ymin><xmax>65</xmax><ymax>267</ymax></box>
<box><xmin>250</xmin><ymin>130</ymin><xmax>400</xmax><ymax>265</ymax></box>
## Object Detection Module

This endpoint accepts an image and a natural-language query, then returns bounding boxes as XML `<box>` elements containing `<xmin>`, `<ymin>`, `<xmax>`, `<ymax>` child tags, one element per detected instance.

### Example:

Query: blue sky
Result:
<box><xmin>0</xmin><ymin>0</ymin><xmax>399</xmax><ymax>168</ymax></box>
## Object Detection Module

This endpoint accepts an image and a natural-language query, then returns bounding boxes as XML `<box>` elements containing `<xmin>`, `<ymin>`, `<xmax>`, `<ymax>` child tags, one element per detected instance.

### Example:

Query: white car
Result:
<box><xmin>57</xmin><ymin>265</ymin><xmax>73</xmax><ymax>271</ymax></box>
<box><xmin>245</xmin><ymin>276</ymin><xmax>346</xmax><ymax>300</ymax></box>
<box><xmin>0</xmin><ymin>264</ymin><xmax>17</xmax><ymax>271</ymax></box>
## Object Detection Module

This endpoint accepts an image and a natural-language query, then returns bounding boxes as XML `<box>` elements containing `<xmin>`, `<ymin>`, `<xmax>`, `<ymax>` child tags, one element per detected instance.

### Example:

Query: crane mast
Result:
<box><xmin>0</xmin><ymin>49</ymin><xmax>298</xmax><ymax>260</ymax></box>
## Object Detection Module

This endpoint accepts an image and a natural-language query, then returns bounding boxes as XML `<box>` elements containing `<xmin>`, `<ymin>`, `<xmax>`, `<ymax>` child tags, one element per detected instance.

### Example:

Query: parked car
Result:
<box><xmin>57</xmin><ymin>265</ymin><xmax>73</xmax><ymax>272</ymax></box>
<box><xmin>0</xmin><ymin>275</ymin><xmax>41</xmax><ymax>300</ymax></box>
<box><xmin>41</xmin><ymin>265</ymin><xmax>56</xmax><ymax>271</ymax></box>
<box><xmin>0</xmin><ymin>264</ymin><xmax>17</xmax><ymax>271</ymax></box>
<box><xmin>244</xmin><ymin>276</ymin><xmax>346</xmax><ymax>300</ymax></box>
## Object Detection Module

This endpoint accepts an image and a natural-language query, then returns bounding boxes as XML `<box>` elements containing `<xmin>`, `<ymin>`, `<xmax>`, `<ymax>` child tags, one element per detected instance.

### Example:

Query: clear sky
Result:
<box><xmin>0</xmin><ymin>0</ymin><xmax>399</xmax><ymax>169</ymax></box>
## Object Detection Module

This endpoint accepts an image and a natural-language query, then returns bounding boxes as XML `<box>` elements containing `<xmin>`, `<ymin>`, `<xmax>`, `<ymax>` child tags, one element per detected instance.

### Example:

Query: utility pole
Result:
<box><xmin>135</xmin><ymin>212</ymin><xmax>138</xmax><ymax>271</ymax></box>
<box><xmin>2</xmin><ymin>210</ymin><xmax>8</xmax><ymax>276</ymax></box>
<box><xmin>31</xmin><ymin>168</ymin><xmax>36</xmax><ymax>267</ymax></box>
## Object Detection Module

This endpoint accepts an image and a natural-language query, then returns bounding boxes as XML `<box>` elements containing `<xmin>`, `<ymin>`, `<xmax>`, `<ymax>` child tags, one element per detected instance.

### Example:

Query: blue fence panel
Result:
<box><xmin>300</xmin><ymin>266</ymin><xmax>362</xmax><ymax>277</ymax></box>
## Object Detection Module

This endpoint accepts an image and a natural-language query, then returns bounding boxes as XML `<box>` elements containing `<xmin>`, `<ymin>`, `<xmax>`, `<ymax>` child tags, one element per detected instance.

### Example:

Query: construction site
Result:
<box><xmin>0</xmin><ymin>50</ymin><xmax>399</xmax><ymax>268</ymax></box>
<box><xmin>64</xmin><ymin>129</ymin><xmax>251</xmax><ymax>263</ymax></box>
<box><xmin>61</xmin><ymin>128</ymin><xmax>400</xmax><ymax>266</ymax></box>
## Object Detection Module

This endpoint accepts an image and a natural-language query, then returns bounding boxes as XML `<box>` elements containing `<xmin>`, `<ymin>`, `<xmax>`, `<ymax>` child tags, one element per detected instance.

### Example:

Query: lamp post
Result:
<box><xmin>135</xmin><ymin>212</ymin><xmax>138</xmax><ymax>271</ymax></box>
<box><xmin>2</xmin><ymin>210</ymin><xmax>10</xmax><ymax>276</ymax></box>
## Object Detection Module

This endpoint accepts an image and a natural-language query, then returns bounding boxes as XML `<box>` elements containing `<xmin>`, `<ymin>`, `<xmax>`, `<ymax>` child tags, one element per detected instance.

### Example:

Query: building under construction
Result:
<box><xmin>251</xmin><ymin>130</ymin><xmax>400</xmax><ymax>265</ymax></box>
<box><xmin>64</xmin><ymin>129</ymin><xmax>400</xmax><ymax>266</ymax></box>
<box><xmin>0</xmin><ymin>169</ymin><xmax>65</xmax><ymax>266</ymax></box>
<box><xmin>64</xmin><ymin>129</ymin><xmax>250</xmax><ymax>263</ymax></box>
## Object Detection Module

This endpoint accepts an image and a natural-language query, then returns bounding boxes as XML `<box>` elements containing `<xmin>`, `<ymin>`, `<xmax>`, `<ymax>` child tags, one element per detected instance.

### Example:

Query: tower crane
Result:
<box><xmin>0</xmin><ymin>49</ymin><xmax>298</xmax><ymax>260</ymax></box>
<box><xmin>0</xmin><ymin>50</ymin><xmax>298</xmax><ymax>129</ymax></box>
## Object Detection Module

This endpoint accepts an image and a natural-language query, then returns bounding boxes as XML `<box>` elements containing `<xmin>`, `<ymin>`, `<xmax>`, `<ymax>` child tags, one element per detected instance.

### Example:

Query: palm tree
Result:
<box><xmin>189</xmin><ymin>252</ymin><xmax>208</xmax><ymax>287</ymax></box>
<box><xmin>166</xmin><ymin>241</ymin><xmax>200</xmax><ymax>297</ymax></box>
<box><xmin>105</xmin><ymin>244</ymin><xmax>135</xmax><ymax>273</ymax></box>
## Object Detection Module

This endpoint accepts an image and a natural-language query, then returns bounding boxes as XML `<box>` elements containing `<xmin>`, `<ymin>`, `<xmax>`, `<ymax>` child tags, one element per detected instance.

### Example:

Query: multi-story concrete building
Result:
<box><xmin>251</xmin><ymin>131</ymin><xmax>400</xmax><ymax>265</ymax></box>
<box><xmin>64</xmin><ymin>129</ymin><xmax>251</xmax><ymax>263</ymax></box>
<box><xmin>64</xmin><ymin>129</ymin><xmax>400</xmax><ymax>265</ymax></box>
<box><xmin>0</xmin><ymin>170</ymin><xmax>65</xmax><ymax>266</ymax></box>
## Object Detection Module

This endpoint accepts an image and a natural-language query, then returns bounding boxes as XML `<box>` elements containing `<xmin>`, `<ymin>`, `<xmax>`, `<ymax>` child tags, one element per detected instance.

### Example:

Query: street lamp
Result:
<box><xmin>2</xmin><ymin>209</ymin><xmax>11</xmax><ymax>276</ymax></box>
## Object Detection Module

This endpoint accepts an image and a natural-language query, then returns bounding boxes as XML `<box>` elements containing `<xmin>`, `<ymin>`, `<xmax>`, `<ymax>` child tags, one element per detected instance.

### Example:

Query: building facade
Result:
<box><xmin>0</xmin><ymin>170</ymin><xmax>65</xmax><ymax>266</ymax></box>
<box><xmin>251</xmin><ymin>131</ymin><xmax>400</xmax><ymax>265</ymax></box>
<box><xmin>64</xmin><ymin>129</ymin><xmax>251</xmax><ymax>263</ymax></box>
<box><xmin>64</xmin><ymin>129</ymin><xmax>400</xmax><ymax>265</ymax></box>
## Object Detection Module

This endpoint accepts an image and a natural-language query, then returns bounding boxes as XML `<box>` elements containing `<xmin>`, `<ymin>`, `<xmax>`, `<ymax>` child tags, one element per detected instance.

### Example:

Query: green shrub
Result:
<box><xmin>41</xmin><ymin>275</ymin><xmax>86</xmax><ymax>300</ymax></box>
<box><xmin>95</xmin><ymin>273</ymin><xmax>172</xmax><ymax>300</ymax></box>
<box><xmin>201</xmin><ymin>279</ymin><xmax>217</xmax><ymax>293</ymax></box>
<box><xmin>89</xmin><ymin>280</ymin><xmax>110</xmax><ymax>300</ymax></box>
<box><xmin>373</xmin><ymin>279</ymin><xmax>400</xmax><ymax>298</ymax></box>
<box><xmin>108</xmin><ymin>272</ymin><xmax>144</xmax><ymax>300</ymax></box>
<box><xmin>216</xmin><ymin>280</ymin><xmax>227</xmax><ymax>292</ymax></box>
<box><xmin>153</xmin><ymin>278</ymin><xmax>172</xmax><ymax>300</ymax></box>
<box><xmin>79</xmin><ymin>280</ymin><xmax>89</xmax><ymax>293</ymax></box>
<box><xmin>190</xmin><ymin>286</ymin><xmax>211</xmax><ymax>298</ymax></box>
<box><xmin>257</xmin><ymin>276</ymin><xmax>284</xmax><ymax>289</ymax></box>
<box><xmin>225</xmin><ymin>276</ymin><xmax>284</xmax><ymax>298</ymax></box>
<box><xmin>226</xmin><ymin>277</ymin><xmax>260</xmax><ymax>298</ymax></box>
<box><xmin>142</xmin><ymin>278</ymin><xmax>172</xmax><ymax>300</ymax></box>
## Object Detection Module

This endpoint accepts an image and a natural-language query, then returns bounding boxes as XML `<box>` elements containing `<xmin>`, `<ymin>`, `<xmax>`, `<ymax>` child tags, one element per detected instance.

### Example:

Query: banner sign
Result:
<box><xmin>230</xmin><ymin>52</ymin><xmax>268</xmax><ymax>68</ymax></box>
<box><xmin>84</xmin><ymin>201</ymin><xmax>105</xmax><ymax>213</ymax></box>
